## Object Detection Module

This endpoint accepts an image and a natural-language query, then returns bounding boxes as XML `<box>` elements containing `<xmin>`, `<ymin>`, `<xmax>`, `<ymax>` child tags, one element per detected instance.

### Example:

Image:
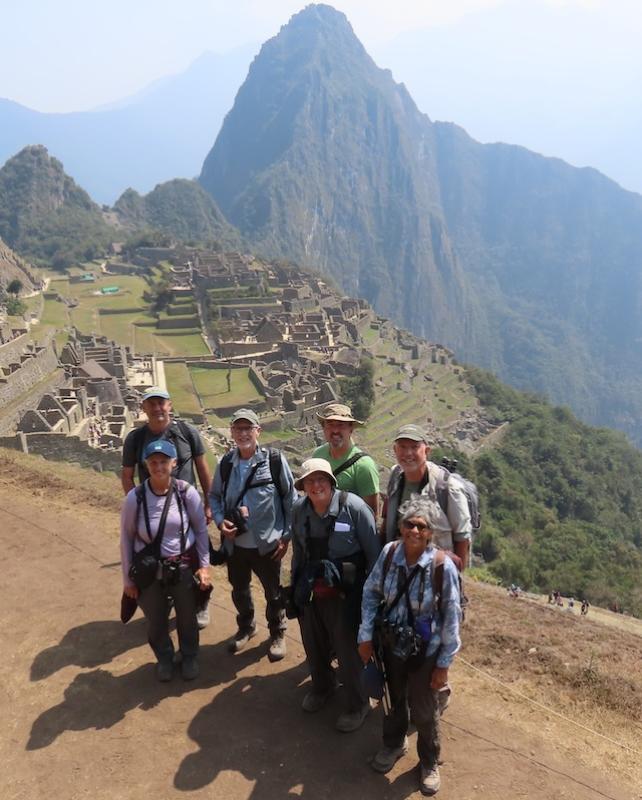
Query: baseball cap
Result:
<box><xmin>230</xmin><ymin>408</ymin><xmax>260</xmax><ymax>426</ymax></box>
<box><xmin>394</xmin><ymin>424</ymin><xmax>429</xmax><ymax>443</ymax></box>
<box><xmin>142</xmin><ymin>386</ymin><xmax>170</xmax><ymax>401</ymax></box>
<box><xmin>143</xmin><ymin>439</ymin><xmax>177</xmax><ymax>459</ymax></box>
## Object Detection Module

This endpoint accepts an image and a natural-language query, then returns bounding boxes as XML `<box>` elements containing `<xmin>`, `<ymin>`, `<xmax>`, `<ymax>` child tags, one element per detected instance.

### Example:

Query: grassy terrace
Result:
<box><xmin>190</xmin><ymin>366</ymin><xmax>263</xmax><ymax>408</ymax></box>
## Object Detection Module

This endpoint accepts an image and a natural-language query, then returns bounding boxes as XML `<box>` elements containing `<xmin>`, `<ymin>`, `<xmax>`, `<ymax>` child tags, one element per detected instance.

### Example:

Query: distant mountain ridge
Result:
<box><xmin>113</xmin><ymin>180</ymin><xmax>242</xmax><ymax>249</ymax></box>
<box><xmin>199</xmin><ymin>3</ymin><xmax>642</xmax><ymax>445</ymax></box>
<box><xmin>0</xmin><ymin>45</ymin><xmax>256</xmax><ymax>204</ymax></box>
<box><xmin>0</xmin><ymin>145</ymin><xmax>113</xmax><ymax>268</ymax></box>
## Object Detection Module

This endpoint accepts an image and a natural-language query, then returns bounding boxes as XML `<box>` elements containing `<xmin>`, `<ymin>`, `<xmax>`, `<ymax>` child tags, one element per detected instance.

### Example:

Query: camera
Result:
<box><xmin>381</xmin><ymin>620</ymin><xmax>422</xmax><ymax>661</ymax></box>
<box><xmin>225</xmin><ymin>507</ymin><xmax>248</xmax><ymax>535</ymax></box>
<box><xmin>161</xmin><ymin>559</ymin><xmax>181</xmax><ymax>587</ymax></box>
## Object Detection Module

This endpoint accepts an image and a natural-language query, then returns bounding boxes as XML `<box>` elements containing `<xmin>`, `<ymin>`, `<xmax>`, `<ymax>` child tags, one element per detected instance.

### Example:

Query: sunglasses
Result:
<box><xmin>401</xmin><ymin>520</ymin><xmax>430</xmax><ymax>533</ymax></box>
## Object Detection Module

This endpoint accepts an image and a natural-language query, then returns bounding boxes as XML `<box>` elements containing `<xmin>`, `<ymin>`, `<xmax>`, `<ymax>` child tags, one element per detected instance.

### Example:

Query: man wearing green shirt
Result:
<box><xmin>313</xmin><ymin>403</ymin><xmax>379</xmax><ymax>517</ymax></box>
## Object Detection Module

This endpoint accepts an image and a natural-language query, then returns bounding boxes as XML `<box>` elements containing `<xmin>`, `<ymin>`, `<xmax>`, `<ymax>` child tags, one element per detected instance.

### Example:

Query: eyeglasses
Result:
<box><xmin>401</xmin><ymin>520</ymin><xmax>430</xmax><ymax>533</ymax></box>
<box><xmin>231</xmin><ymin>425</ymin><xmax>257</xmax><ymax>434</ymax></box>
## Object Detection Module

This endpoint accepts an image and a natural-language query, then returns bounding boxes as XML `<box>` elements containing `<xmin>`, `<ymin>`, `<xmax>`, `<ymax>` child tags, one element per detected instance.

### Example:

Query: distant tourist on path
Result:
<box><xmin>290</xmin><ymin>458</ymin><xmax>380</xmax><ymax>732</ymax></box>
<box><xmin>121</xmin><ymin>386</ymin><xmax>213</xmax><ymax>627</ymax></box>
<box><xmin>313</xmin><ymin>403</ymin><xmax>380</xmax><ymax>517</ymax></box>
<box><xmin>382</xmin><ymin>425</ymin><xmax>472</xmax><ymax>568</ymax></box>
<box><xmin>120</xmin><ymin>440</ymin><xmax>211</xmax><ymax>682</ymax></box>
<box><xmin>209</xmin><ymin>408</ymin><xmax>296</xmax><ymax>661</ymax></box>
<box><xmin>359</xmin><ymin>496</ymin><xmax>461</xmax><ymax>795</ymax></box>
<box><xmin>581</xmin><ymin>598</ymin><xmax>590</xmax><ymax>616</ymax></box>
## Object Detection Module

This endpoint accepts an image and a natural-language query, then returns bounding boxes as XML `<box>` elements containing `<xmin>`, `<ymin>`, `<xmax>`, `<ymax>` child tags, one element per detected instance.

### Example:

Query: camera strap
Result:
<box><xmin>227</xmin><ymin>461</ymin><xmax>262</xmax><ymax>512</ymax></box>
<box><xmin>385</xmin><ymin>563</ymin><xmax>424</xmax><ymax>620</ymax></box>
<box><xmin>136</xmin><ymin>478</ymin><xmax>176</xmax><ymax>556</ymax></box>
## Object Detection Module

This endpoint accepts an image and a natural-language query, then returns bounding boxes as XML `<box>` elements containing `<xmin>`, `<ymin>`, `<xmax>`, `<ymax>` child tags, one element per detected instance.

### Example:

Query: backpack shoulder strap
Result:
<box><xmin>333</xmin><ymin>452</ymin><xmax>366</xmax><ymax>477</ymax></box>
<box><xmin>267</xmin><ymin>447</ymin><xmax>285</xmax><ymax>498</ymax></box>
<box><xmin>431</xmin><ymin>548</ymin><xmax>447</xmax><ymax>613</ymax></box>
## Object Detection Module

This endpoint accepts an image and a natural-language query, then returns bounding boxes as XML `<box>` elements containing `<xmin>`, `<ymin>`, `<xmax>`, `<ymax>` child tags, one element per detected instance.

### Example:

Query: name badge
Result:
<box><xmin>334</xmin><ymin>522</ymin><xmax>351</xmax><ymax>533</ymax></box>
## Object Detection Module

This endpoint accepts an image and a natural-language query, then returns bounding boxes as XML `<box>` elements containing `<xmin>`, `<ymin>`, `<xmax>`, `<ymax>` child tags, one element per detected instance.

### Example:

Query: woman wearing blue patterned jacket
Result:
<box><xmin>358</xmin><ymin>496</ymin><xmax>461</xmax><ymax>796</ymax></box>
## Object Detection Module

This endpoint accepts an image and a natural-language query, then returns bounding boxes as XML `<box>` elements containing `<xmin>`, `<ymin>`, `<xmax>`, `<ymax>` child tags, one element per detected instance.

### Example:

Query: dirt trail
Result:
<box><xmin>1</xmin><ymin>483</ymin><xmax>637</xmax><ymax>800</ymax></box>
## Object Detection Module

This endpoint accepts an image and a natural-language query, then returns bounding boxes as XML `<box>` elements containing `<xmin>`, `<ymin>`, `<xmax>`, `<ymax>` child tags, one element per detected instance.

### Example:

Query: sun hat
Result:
<box><xmin>230</xmin><ymin>408</ymin><xmax>260</xmax><ymax>426</ymax></box>
<box><xmin>316</xmin><ymin>402</ymin><xmax>363</xmax><ymax>425</ymax></box>
<box><xmin>294</xmin><ymin>458</ymin><xmax>338</xmax><ymax>491</ymax></box>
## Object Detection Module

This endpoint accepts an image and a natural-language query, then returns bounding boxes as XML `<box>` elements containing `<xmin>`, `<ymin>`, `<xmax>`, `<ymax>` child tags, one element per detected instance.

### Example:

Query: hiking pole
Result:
<box><xmin>373</xmin><ymin>642</ymin><xmax>392</xmax><ymax>716</ymax></box>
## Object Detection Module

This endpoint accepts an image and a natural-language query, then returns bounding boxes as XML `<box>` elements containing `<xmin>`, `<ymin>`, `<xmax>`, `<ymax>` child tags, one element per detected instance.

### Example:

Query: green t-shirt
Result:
<box><xmin>312</xmin><ymin>442</ymin><xmax>380</xmax><ymax>498</ymax></box>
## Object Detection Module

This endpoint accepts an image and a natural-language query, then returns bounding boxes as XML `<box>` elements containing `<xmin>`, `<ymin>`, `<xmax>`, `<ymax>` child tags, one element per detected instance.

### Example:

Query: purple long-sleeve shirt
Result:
<box><xmin>120</xmin><ymin>481</ymin><xmax>209</xmax><ymax>588</ymax></box>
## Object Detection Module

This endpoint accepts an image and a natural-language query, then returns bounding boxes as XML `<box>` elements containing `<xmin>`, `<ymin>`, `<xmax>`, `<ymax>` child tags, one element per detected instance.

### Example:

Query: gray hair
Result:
<box><xmin>398</xmin><ymin>495</ymin><xmax>442</xmax><ymax>531</ymax></box>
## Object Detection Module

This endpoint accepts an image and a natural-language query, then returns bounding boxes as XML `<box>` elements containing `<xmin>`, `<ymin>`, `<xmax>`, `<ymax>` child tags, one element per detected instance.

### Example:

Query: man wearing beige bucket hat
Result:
<box><xmin>313</xmin><ymin>403</ymin><xmax>380</xmax><ymax>517</ymax></box>
<box><xmin>290</xmin><ymin>458</ymin><xmax>381</xmax><ymax>733</ymax></box>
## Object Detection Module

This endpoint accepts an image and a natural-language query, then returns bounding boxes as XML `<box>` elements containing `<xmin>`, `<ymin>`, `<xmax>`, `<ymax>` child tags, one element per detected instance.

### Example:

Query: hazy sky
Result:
<box><xmin>0</xmin><ymin>0</ymin><xmax>617</xmax><ymax>112</ymax></box>
<box><xmin>2</xmin><ymin>0</ymin><xmax>641</xmax><ymax>192</ymax></box>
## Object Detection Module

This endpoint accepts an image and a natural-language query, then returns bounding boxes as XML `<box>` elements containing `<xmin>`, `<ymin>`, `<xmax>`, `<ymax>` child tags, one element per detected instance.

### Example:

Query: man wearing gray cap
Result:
<box><xmin>383</xmin><ymin>425</ymin><xmax>471</xmax><ymax>568</ymax></box>
<box><xmin>210</xmin><ymin>408</ymin><xmax>296</xmax><ymax>661</ymax></box>
<box><xmin>313</xmin><ymin>403</ymin><xmax>379</xmax><ymax>517</ymax></box>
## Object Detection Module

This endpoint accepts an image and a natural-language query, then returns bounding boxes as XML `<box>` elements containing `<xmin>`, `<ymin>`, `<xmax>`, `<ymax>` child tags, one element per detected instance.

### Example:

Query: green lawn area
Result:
<box><xmin>40</xmin><ymin>296</ymin><xmax>69</xmax><ymax>329</ymax></box>
<box><xmin>190</xmin><ymin>366</ymin><xmax>263</xmax><ymax>408</ymax></box>
<box><xmin>164</xmin><ymin>362</ymin><xmax>202</xmax><ymax>417</ymax></box>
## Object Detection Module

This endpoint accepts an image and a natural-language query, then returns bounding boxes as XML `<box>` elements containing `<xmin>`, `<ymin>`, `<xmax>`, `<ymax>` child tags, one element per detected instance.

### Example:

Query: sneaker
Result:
<box><xmin>181</xmin><ymin>657</ymin><xmax>199</xmax><ymax>681</ymax></box>
<box><xmin>268</xmin><ymin>634</ymin><xmax>286</xmax><ymax>662</ymax></box>
<box><xmin>301</xmin><ymin>687</ymin><xmax>334</xmax><ymax>713</ymax></box>
<box><xmin>227</xmin><ymin>625</ymin><xmax>257</xmax><ymax>653</ymax></box>
<box><xmin>371</xmin><ymin>737</ymin><xmax>409</xmax><ymax>773</ymax></box>
<box><xmin>419</xmin><ymin>765</ymin><xmax>441</xmax><ymax>796</ymax></box>
<box><xmin>156</xmin><ymin>661</ymin><xmax>174</xmax><ymax>682</ymax></box>
<box><xmin>196</xmin><ymin>602</ymin><xmax>210</xmax><ymax>630</ymax></box>
<box><xmin>335</xmin><ymin>701</ymin><xmax>371</xmax><ymax>733</ymax></box>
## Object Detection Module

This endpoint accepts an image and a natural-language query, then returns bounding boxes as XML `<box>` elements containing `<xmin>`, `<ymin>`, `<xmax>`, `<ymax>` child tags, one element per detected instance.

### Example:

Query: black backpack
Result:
<box><xmin>218</xmin><ymin>446</ymin><xmax>287</xmax><ymax>511</ymax></box>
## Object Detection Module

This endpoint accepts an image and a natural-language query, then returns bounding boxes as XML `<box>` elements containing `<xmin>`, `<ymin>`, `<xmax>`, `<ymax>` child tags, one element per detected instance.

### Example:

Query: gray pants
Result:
<box><xmin>138</xmin><ymin>564</ymin><xmax>198</xmax><ymax>665</ymax></box>
<box><xmin>300</xmin><ymin>593</ymin><xmax>366</xmax><ymax>713</ymax></box>
<box><xmin>382</xmin><ymin>650</ymin><xmax>440</xmax><ymax>768</ymax></box>
<box><xmin>226</xmin><ymin>545</ymin><xmax>286</xmax><ymax>637</ymax></box>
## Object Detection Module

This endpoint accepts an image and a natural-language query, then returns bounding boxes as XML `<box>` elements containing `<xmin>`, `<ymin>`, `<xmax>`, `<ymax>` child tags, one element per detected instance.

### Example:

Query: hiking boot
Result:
<box><xmin>371</xmin><ymin>737</ymin><xmax>409</xmax><ymax>773</ymax></box>
<box><xmin>196</xmin><ymin>601</ymin><xmax>210</xmax><ymax>630</ymax></box>
<box><xmin>181</xmin><ymin>657</ymin><xmax>199</xmax><ymax>681</ymax></box>
<box><xmin>419</xmin><ymin>765</ymin><xmax>441</xmax><ymax>795</ymax></box>
<box><xmin>335</xmin><ymin>701</ymin><xmax>371</xmax><ymax>733</ymax></box>
<box><xmin>268</xmin><ymin>634</ymin><xmax>286</xmax><ymax>662</ymax></box>
<box><xmin>302</xmin><ymin>686</ymin><xmax>334</xmax><ymax>713</ymax></box>
<box><xmin>227</xmin><ymin>625</ymin><xmax>257</xmax><ymax>653</ymax></box>
<box><xmin>156</xmin><ymin>661</ymin><xmax>174</xmax><ymax>682</ymax></box>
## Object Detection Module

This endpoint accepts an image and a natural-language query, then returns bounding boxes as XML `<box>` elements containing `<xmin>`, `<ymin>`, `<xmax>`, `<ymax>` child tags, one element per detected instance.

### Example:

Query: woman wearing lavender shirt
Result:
<box><xmin>120</xmin><ymin>439</ymin><xmax>211</xmax><ymax>681</ymax></box>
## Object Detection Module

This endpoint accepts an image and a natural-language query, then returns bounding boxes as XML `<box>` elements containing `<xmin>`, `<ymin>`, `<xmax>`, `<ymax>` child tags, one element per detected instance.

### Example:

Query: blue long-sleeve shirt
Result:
<box><xmin>359</xmin><ymin>542</ymin><xmax>461</xmax><ymax>669</ymax></box>
<box><xmin>209</xmin><ymin>446</ymin><xmax>296</xmax><ymax>555</ymax></box>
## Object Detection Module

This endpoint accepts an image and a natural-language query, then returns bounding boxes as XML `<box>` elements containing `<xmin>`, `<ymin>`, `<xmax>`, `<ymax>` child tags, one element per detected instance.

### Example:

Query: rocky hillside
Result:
<box><xmin>0</xmin><ymin>236</ymin><xmax>39</xmax><ymax>293</ymax></box>
<box><xmin>199</xmin><ymin>4</ymin><xmax>642</xmax><ymax>446</ymax></box>
<box><xmin>0</xmin><ymin>145</ymin><xmax>113</xmax><ymax>268</ymax></box>
<box><xmin>113</xmin><ymin>179</ymin><xmax>241</xmax><ymax>249</ymax></box>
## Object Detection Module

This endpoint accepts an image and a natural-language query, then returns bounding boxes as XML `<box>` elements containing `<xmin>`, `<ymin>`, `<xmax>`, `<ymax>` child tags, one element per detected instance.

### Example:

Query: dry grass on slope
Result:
<box><xmin>0</xmin><ymin>447</ymin><xmax>122</xmax><ymax>514</ymax></box>
<box><xmin>459</xmin><ymin>580</ymin><xmax>642</xmax><ymax>789</ymax></box>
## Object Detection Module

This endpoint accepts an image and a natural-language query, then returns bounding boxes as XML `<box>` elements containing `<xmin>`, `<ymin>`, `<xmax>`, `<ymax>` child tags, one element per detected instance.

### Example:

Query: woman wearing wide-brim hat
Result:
<box><xmin>290</xmin><ymin>458</ymin><xmax>381</xmax><ymax>732</ymax></box>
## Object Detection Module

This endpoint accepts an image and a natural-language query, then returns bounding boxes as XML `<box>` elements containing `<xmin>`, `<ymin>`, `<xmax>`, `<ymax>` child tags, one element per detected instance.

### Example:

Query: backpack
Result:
<box><xmin>131</xmin><ymin>419</ymin><xmax>199</xmax><ymax>477</ymax></box>
<box><xmin>437</xmin><ymin>464</ymin><xmax>481</xmax><ymax>535</ymax></box>
<box><xmin>218</xmin><ymin>446</ymin><xmax>287</xmax><ymax>512</ymax></box>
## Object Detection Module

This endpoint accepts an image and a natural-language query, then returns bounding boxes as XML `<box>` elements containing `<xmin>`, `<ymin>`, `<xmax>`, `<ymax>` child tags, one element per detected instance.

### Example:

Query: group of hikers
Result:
<box><xmin>119</xmin><ymin>388</ymin><xmax>474</xmax><ymax>796</ymax></box>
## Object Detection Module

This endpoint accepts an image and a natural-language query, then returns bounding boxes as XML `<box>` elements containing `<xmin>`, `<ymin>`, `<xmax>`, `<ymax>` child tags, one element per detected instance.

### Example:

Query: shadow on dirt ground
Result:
<box><xmin>27</xmin><ymin>639</ymin><xmax>267</xmax><ymax>751</ymax></box>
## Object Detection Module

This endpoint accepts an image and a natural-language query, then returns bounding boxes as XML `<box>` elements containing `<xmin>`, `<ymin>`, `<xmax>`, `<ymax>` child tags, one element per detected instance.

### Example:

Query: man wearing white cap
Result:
<box><xmin>313</xmin><ymin>403</ymin><xmax>379</xmax><ymax>517</ymax></box>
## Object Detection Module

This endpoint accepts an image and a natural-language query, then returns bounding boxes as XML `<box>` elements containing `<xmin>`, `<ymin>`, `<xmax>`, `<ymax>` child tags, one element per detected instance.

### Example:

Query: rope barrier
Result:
<box><xmin>457</xmin><ymin>655</ymin><xmax>642</xmax><ymax>755</ymax></box>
